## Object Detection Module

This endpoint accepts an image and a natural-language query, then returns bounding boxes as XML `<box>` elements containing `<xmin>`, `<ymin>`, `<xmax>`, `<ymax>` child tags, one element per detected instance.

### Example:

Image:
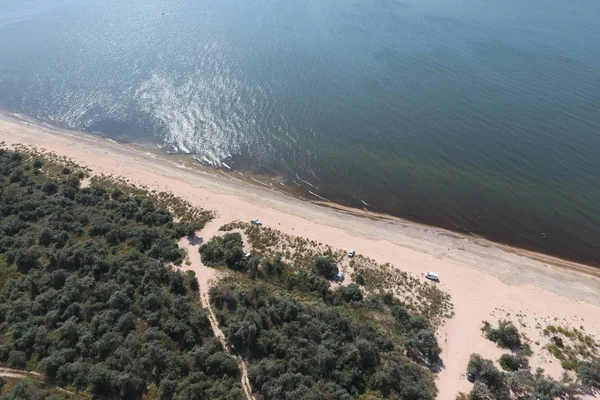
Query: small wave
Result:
<box><xmin>295</xmin><ymin>173</ymin><xmax>319</xmax><ymax>190</ymax></box>
<box><xmin>135</xmin><ymin>52</ymin><xmax>268</xmax><ymax>169</ymax></box>
<box><xmin>250</xmin><ymin>177</ymin><xmax>271</xmax><ymax>188</ymax></box>
<box><xmin>308</xmin><ymin>191</ymin><xmax>328</xmax><ymax>201</ymax></box>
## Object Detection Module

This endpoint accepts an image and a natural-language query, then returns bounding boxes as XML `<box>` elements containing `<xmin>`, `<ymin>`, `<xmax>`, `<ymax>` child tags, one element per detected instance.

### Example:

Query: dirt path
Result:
<box><xmin>0</xmin><ymin>368</ymin><xmax>31</xmax><ymax>379</ymax></box>
<box><xmin>0</xmin><ymin>368</ymin><xmax>77</xmax><ymax>396</ymax></box>
<box><xmin>179</xmin><ymin>218</ymin><xmax>255</xmax><ymax>400</ymax></box>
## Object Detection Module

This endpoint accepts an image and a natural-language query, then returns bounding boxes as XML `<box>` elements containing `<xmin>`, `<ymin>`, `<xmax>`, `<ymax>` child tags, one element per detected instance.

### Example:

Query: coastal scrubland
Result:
<box><xmin>0</xmin><ymin>147</ymin><xmax>449</xmax><ymax>399</ymax></box>
<box><xmin>1</xmin><ymin>127</ymin><xmax>599</xmax><ymax>400</ymax></box>
<box><xmin>201</xmin><ymin>224</ymin><xmax>449</xmax><ymax>399</ymax></box>
<box><xmin>456</xmin><ymin>320</ymin><xmax>599</xmax><ymax>399</ymax></box>
<box><xmin>0</xmin><ymin>148</ymin><xmax>242</xmax><ymax>399</ymax></box>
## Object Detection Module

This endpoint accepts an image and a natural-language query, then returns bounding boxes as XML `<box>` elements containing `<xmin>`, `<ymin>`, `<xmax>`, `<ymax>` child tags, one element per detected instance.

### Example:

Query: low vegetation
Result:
<box><xmin>0</xmin><ymin>148</ymin><xmax>243</xmax><ymax>399</ymax></box>
<box><xmin>468</xmin><ymin>319</ymin><xmax>600</xmax><ymax>397</ymax></box>
<box><xmin>482</xmin><ymin>320</ymin><xmax>522</xmax><ymax>349</ymax></box>
<box><xmin>219</xmin><ymin>221</ymin><xmax>454</xmax><ymax>327</ymax></box>
<box><xmin>541</xmin><ymin>324</ymin><xmax>600</xmax><ymax>390</ymax></box>
<box><xmin>464</xmin><ymin>353</ymin><xmax>584</xmax><ymax>399</ymax></box>
<box><xmin>498</xmin><ymin>353</ymin><xmax>529</xmax><ymax>372</ymax></box>
<box><xmin>349</xmin><ymin>256</ymin><xmax>453</xmax><ymax>326</ymax></box>
<box><xmin>218</xmin><ymin>221</ymin><xmax>345</xmax><ymax>270</ymax></box>
<box><xmin>0</xmin><ymin>376</ymin><xmax>73</xmax><ymax>399</ymax></box>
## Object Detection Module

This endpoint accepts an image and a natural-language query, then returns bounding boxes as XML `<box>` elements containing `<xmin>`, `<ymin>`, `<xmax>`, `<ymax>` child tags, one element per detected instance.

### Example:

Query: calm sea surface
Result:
<box><xmin>1</xmin><ymin>0</ymin><xmax>599</xmax><ymax>264</ymax></box>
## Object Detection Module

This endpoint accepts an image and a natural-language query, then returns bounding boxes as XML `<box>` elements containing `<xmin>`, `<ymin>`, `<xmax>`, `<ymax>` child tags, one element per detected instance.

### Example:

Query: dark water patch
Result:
<box><xmin>1</xmin><ymin>0</ymin><xmax>600</xmax><ymax>266</ymax></box>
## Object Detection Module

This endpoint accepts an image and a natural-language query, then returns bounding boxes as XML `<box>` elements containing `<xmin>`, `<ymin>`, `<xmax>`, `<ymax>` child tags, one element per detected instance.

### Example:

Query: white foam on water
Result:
<box><xmin>135</xmin><ymin>55</ymin><xmax>263</xmax><ymax>168</ymax></box>
<box><xmin>308</xmin><ymin>191</ymin><xmax>328</xmax><ymax>201</ymax></box>
<box><xmin>295</xmin><ymin>173</ymin><xmax>319</xmax><ymax>190</ymax></box>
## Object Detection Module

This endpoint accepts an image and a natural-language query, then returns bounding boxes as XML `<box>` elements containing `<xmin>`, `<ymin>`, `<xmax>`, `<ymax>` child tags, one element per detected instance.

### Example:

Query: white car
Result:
<box><xmin>348</xmin><ymin>249</ymin><xmax>356</xmax><ymax>258</ymax></box>
<box><xmin>425</xmin><ymin>272</ymin><xmax>439</xmax><ymax>282</ymax></box>
<box><xmin>250</xmin><ymin>219</ymin><xmax>262</xmax><ymax>226</ymax></box>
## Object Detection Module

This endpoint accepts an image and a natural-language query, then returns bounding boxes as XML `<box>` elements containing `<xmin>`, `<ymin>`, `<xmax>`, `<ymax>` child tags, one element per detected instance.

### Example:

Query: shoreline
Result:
<box><xmin>1</xmin><ymin>113</ymin><xmax>599</xmax><ymax>398</ymax></box>
<box><xmin>2</xmin><ymin>111</ymin><xmax>599</xmax><ymax>273</ymax></box>
<box><xmin>1</xmin><ymin>111</ymin><xmax>599</xmax><ymax>289</ymax></box>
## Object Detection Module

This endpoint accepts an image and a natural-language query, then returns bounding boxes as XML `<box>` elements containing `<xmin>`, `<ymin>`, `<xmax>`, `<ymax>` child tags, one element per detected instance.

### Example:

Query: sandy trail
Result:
<box><xmin>1</xmin><ymin>115</ymin><xmax>599</xmax><ymax>399</ymax></box>
<box><xmin>0</xmin><ymin>368</ymin><xmax>77</xmax><ymax>396</ymax></box>
<box><xmin>179</xmin><ymin>218</ymin><xmax>255</xmax><ymax>400</ymax></box>
<box><xmin>0</xmin><ymin>367</ymin><xmax>39</xmax><ymax>379</ymax></box>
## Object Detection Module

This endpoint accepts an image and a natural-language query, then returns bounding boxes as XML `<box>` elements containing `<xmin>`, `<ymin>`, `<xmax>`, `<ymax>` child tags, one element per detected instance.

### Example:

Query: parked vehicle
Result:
<box><xmin>334</xmin><ymin>272</ymin><xmax>345</xmax><ymax>283</ymax></box>
<box><xmin>348</xmin><ymin>249</ymin><xmax>356</xmax><ymax>258</ymax></box>
<box><xmin>425</xmin><ymin>272</ymin><xmax>439</xmax><ymax>282</ymax></box>
<box><xmin>250</xmin><ymin>219</ymin><xmax>262</xmax><ymax>226</ymax></box>
<box><xmin>467</xmin><ymin>372</ymin><xmax>477</xmax><ymax>383</ymax></box>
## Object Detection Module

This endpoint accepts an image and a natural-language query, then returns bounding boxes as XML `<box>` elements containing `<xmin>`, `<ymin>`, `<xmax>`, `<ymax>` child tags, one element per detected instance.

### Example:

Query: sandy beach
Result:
<box><xmin>1</xmin><ymin>114</ymin><xmax>599</xmax><ymax>399</ymax></box>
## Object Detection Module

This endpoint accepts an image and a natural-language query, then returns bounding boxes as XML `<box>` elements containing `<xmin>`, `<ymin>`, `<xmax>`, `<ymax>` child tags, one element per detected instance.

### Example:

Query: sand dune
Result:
<box><xmin>1</xmin><ymin>114</ymin><xmax>598</xmax><ymax>399</ymax></box>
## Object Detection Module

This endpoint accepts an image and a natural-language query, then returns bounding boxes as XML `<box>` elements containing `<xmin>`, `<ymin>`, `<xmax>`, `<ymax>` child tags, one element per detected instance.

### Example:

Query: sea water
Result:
<box><xmin>1</xmin><ymin>0</ymin><xmax>599</xmax><ymax>264</ymax></box>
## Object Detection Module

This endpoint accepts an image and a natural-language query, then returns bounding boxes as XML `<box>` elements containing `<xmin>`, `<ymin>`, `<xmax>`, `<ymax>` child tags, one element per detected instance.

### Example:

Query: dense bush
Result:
<box><xmin>467</xmin><ymin>353</ymin><xmax>508</xmax><ymax>398</ymax></box>
<box><xmin>210</xmin><ymin>282</ymin><xmax>438</xmax><ymax>399</ymax></box>
<box><xmin>200</xmin><ymin>236</ymin><xmax>337</xmax><ymax>301</ymax></box>
<box><xmin>577</xmin><ymin>358</ymin><xmax>599</xmax><ymax>389</ymax></box>
<box><xmin>499</xmin><ymin>353</ymin><xmax>528</xmax><ymax>372</ymax></box>
<box><xmin>313</xmin><ymin>256</ymin><xmax>338</xmax><ymax>280</ymax></box>
<box><xmin>200</xmin><ymin>232</ymin><xmax>245</xmax><ymax>269</ymax></box>
<box><xmin>485</xmin><ymin>320</ymin><xmax>522</xmax><ymax>349</ymax></box>
<box><xmin>0</xmin><ymin>150</ymin><xmax>242</xmax><ymax>399</ymax></box>
<box><xmin>338</xmin><ymin>283</ymin><xmax>363</xmax><ymax>302</ymax></box>
<box><xmin>468</xmin><ymin>353</ymin><xmax>585</xmax><ymax>399</ymax></box>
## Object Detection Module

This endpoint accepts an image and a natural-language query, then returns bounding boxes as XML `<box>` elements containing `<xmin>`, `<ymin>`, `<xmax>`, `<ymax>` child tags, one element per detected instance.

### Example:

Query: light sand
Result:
<box><xmin>179</xmin><ymin>223</ymin><xmax>254</xmax><ymax>400</ymax></box>
<box><xmin>1</xmin><ymin>114</ymin><xmax>599</xmax><ymax>399</ymax></box>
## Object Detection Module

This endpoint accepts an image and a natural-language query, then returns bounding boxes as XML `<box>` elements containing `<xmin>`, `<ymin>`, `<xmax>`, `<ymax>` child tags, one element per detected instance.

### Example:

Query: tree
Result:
<box><xmin>41</xmin><ymin>180</ymin><xmax>59</xmax><ymax>195</ymax></box>
<box><xmin>405</xmin><ymin>328</ymin><xmax>440</xmax><ymax>363</ymax></box>
<box><xmin>8</xmin><ymin>350</ymin><xmax>26</xmax><ymax>369</ymax></box>
<box><xmin>506</xmin><ymin>369</ymin><xmax>535</xmax><ymax>396</ymax></box>
<box><xmin>467</xmin><ymin>354</ymin><xmax>507</xmax><ymax>398</ymax></box>
<box><xmin>499</xmin><ymin>353</ymin><xmax>528</xmax><ymax>372</ymax></box>
<box><xmin>469</xmin><ymin>382</ymin><xmax>491</xmax><ymax>400</ymax></box>
<box><xmin>6</xmin><ymin>381</ymin><xmax>28</xmax><ymax>400</ymax></box>
<box><xmin>314</xmin><ymin>257</ymin><xmax>338</xmax><ymax>280</ymax></box>
<box><xmin>339</xmin><ymin>283</ymin><xmax>363</xmax><ymax>302</ymax></box>
<box><xmin>577</xmin><ymin>358</ymin><xmax>600</xmax><ymax>389</ymax></box>
<box><xmin>485</xmin><ymin>320</ymin><xmax>521</xmax><ymax>349</ymax></box>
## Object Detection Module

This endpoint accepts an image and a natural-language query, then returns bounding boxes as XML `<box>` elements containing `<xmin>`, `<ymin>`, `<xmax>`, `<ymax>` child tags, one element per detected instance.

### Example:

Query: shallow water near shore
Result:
<box><xmin>1</xmin><ymin>0</ymin><xmax>599</xmax><ymax>265</ymax></box>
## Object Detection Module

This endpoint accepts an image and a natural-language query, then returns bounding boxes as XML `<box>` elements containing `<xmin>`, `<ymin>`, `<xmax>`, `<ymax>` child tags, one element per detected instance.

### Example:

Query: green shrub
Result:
<box><xmin>499</xmin><ymin>353</ymin><xmax>528</xmax><ymax>371</ymax></box>
<box><xmin>338</xmin><ymin>283</ymin><xmax>363</xmax><ymax>302</ymax></box>
<box><xmin>211</xmin><ymin>282</ymin><xmax>438</xmax><ymax>399</ymax></box>
<box><xmin>313</xmin><ymin>256</ymin><xmax>338</xmax><ymax>280</ymax></box>
<box><xmin>0</xmin><ymin>149</ymin><xmax>244</xmax><ymax>399</ymax></box>
<box><xmin>577</xmin><ymin>358</ymin><xmax>600</xmax><ymax>389</ymax></box>
<box><xmin>486</xmin><ymin>320</ymin><xmax>521</xmax><ymax>349</ymax></box>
